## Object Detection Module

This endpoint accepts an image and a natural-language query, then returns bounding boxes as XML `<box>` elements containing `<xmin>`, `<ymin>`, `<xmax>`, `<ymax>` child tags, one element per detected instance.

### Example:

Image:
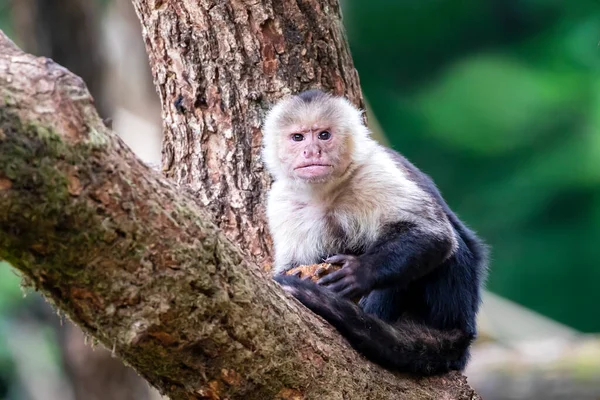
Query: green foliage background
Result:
<box><xmin>342</xmin><ymin>0</ymin><xmax>600</xmax><ymax>332</ymax></box>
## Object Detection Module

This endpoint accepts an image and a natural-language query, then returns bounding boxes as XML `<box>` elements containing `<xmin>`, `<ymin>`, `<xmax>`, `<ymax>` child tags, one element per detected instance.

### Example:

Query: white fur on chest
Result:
<box><xmin>267</xmin><ymin>189</ymin><xmax>335</xmax><ymax>272</ymax></box>
<box><xmin>267</xmin><ymin>152</ymin><xmax>428</xmax><ymax>273</ymax></box>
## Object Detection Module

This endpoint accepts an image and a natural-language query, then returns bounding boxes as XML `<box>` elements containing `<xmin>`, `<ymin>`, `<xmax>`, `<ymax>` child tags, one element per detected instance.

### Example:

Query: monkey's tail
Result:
<box><xmin>275</xmin><ymin>275</ymin><xmax>474</xmax><ymax>376</ymax></box>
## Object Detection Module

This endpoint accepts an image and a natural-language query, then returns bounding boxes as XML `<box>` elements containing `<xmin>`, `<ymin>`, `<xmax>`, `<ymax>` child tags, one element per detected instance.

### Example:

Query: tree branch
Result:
<box><xmin>0</xmin><ymin>22</ymin><xmax>479</xmax><ymax>400</ymax></box>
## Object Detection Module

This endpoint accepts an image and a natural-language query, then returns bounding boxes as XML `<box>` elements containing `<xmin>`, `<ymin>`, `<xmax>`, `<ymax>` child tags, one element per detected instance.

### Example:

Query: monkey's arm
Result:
<box><xmin>318</xmin><ymin>222</ymin><xmax>455</xmax><ymax>298</ymax></box>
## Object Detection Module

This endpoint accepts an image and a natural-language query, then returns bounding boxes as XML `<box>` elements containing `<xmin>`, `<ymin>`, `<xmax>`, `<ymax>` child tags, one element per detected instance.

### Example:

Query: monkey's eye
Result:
<box><xmin>318</xmin><ymin>131</ymin><xmax>331</xmax><ymax>140</ymax></box>
<box><xmin>292</xmin><ymin>134</ymin><xmax>304</xmax><ymax>141</ymax></box>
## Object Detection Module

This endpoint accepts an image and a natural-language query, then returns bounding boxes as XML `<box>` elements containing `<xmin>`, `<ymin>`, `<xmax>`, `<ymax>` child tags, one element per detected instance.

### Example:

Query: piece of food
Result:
<box><xmin>284</xmin><ymin>263</ymin><xmax>340</xmax><ymax>282</ymax></box>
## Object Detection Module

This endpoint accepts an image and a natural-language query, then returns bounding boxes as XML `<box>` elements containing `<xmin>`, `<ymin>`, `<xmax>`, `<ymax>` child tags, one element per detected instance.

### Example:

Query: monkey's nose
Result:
<box><xmin>303</xmin><ymin>147</ymin><xmax>321</xmax><ymax>158</ymax></box>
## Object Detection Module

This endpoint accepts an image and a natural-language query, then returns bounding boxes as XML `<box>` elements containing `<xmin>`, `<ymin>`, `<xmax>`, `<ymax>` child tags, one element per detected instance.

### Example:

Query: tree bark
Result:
<box><xmin>0</xmin><ymin>32</ymin><xmax>479</xmax><ymax>399</ymax></box>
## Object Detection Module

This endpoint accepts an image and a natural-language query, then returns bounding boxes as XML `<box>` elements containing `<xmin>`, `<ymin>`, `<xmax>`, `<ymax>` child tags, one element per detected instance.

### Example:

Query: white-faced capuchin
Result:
<box><xmin>261</xmin><ymin>89</ymin><xmax>488</xmax><ymax>376</ymax></box>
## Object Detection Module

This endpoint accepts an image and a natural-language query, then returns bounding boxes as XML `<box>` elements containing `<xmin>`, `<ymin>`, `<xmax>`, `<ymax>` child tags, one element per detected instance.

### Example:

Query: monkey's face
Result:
<box><xmin>262</xmin><ymin>91</ymin><xmax>365</xmax><ymax>184</ymax></box>
<box><xmin>280</xmin><ymin>123</ymin><xmax>352</xmax><ymax>183</ymax></box>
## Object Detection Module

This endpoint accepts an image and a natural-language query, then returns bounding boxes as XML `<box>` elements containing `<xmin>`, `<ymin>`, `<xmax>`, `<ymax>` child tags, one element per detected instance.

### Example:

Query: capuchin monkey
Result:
<box><xmin>261</xmin><ymin>89</ymin><xmax>488</xmax><ymax>376</ymax></box>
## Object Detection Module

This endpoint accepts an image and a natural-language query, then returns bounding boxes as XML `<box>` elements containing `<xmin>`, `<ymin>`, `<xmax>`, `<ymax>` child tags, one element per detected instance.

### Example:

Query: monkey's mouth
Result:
<box><xmin>294</xmin><ymin>163</ymin><xmax>332</xmax><ymax>169</ymax></box>
<box><xmin>294</xmin><ymin>163</ymin><xmax>333</xmax><ymax>179</ymax></box>
<box><xmin>295</xmin><ymin>163</ymin><xmax>333</xmax><ymax>170</ymax></box>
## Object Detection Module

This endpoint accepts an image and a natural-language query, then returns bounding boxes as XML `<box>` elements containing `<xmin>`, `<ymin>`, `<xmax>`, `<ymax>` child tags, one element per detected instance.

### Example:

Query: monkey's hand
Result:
<box><xmin>317</xmin><ymin>255</ymin><xmax>372</xmax><ymax>299</ymax></box>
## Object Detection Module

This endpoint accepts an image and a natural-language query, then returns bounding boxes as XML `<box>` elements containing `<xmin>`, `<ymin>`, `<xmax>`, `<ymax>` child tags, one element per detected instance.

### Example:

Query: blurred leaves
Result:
<box><xmin>416</xmin><ymin>54</ymin><xmax>587</xmax><ymax>155</ymax></box>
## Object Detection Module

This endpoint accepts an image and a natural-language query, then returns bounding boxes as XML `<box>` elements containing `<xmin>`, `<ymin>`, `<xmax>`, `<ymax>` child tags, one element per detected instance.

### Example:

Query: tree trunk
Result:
<box><xmin>131</xmin><ymin>0</ymin><xmax>364</xmax><ymax>268</ymax></box>
<box><xmin>0</xmin><ymin>31</ymin><xmax>479</xmax><ymax>399</ymax></box>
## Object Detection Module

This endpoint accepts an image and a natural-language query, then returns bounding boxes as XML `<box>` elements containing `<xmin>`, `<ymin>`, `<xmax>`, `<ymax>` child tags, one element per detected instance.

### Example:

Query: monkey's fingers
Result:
<box><xmin>338</xmin><ymin>285</ymin><xmax>363</xmax><ymax>300</ymax></box>
<box><xmin>323</xmin><ymin>255</ymin><xmax>350</xmax><ymax>265</ymax></box>
<box><xmin>291</xmin><ymin>270</ymin><xmax>302</xmax><ymax>278</ymax></box>
<box><xmin>317</xmin><ymin>263</ymin><xmax>340</xmax><ymax>277</ymax></box>
<box><xmin>317</xmin><ymin>269</ymin><xmax>347</xmax><ymax>286</ymax></box>
<box><xmin>322</xmin><ymin>278</ymin><xmax>354</xmax><ymax>295</ymax></box>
